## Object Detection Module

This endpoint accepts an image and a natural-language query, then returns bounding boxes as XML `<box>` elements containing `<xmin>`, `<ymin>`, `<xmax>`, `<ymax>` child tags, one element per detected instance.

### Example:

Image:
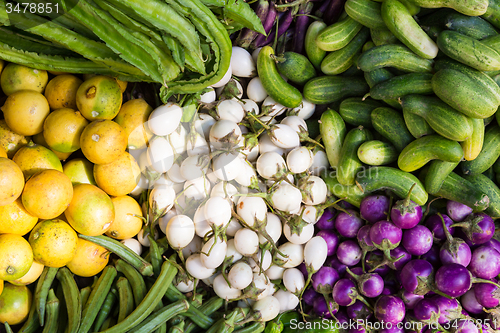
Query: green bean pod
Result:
<box><xmin>128</xmin><ymin>300</ymin><xmax>190</xmax><ymax>333</ymax></box>
<box><xmin>93</xmin><ymin>288</ymin><xmax>118</xmax><ymax>332</ymax></box>
<box><xmin>55</xmin><ymin>267</ymin><xmax>82</xmax><ymax>333</ymax></box>
<box><xmin>18</xmin><ymin>293</ymin><xmax>41</xmax><ymax>333</ymax></box>
<box><xmin>114</xmin><ymin>259</ymin><xmax>148</xmax><ymax>306</ymax></box>
<box><xmin>42</xmin><ymin>289</ymin><xmax>60</xmax><ymax>333</ymax></box>
<box><xmin>116</xmin><ymin>276</ymin><xmax>135</xmax><ymax>323</ymax></box>
<box><xmin>34</xmin><ymin>267</ymin><xmax>59</xmax><ymax>326</ymax></box>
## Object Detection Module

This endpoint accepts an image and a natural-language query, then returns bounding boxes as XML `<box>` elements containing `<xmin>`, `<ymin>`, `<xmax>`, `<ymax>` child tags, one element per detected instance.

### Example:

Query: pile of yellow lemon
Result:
<box><xmin>0</xmin><ymin>59</ymin><xmax>151</xmax><ymax>325</ymax></box>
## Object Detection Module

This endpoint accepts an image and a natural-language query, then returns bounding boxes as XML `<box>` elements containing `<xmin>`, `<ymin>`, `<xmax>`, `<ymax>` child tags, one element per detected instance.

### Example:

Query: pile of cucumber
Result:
<box><xmin>257</xmin><ymin>0</ymin><xmax>500</xmax><ymax>216</ymax></box>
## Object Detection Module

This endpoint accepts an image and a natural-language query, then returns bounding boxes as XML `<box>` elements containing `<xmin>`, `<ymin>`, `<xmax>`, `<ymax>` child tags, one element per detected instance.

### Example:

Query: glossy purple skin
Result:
<box><xmin>357</xmin><ymin>224</ymin><xmax>374</xmax><ymax>249</ymax></box>
<box><xmin>389</xmin><ymin>246</ymin><xmax>412</xmax><ymax>270</ymax></box>
<box><xmin>432</xmin><ymin>295</ymin><xmax>462</xmax><ymax>324</ymax></box>
<box><xmin>346</xmin><ymin>299</ymin><xmax>371</xmax><ymax>320</ymax></box>
<box><xmin>316</xmin><ymin>230</ymin><xmax>339</xmax><ymax>256</ymax></box>
<box><xmin>483</xmin><ymin>238</ymin><xmax>500</xmax><ymax>254</ymax></box>
<box><xmin>400</xmin><ymin>259</ymin><xmax>434</xmax><ymax>294</ymax></box>
<box><xmin>420</xmin><ymin>244</ymin><xmax>441</xmax><ymax>268</ymax></box>
<box><xmin>391</xmin><ymin>199</ymin><xmax>423</xmax><ymax>229</ymax></box>
<box><xmin>335</xmin><ymin>209</ymin><xmax>364</xmax><ymax>238</ymax></box>
<box><xmin>435</xmin><ymin>263</ymin><xmax>471</xmax><ymax>297</ymax></box>
<box><xmin>455</xmin><ymin>319</ymin><xmax>479</xmax><ymax>333</ymax></box>
<box><xmin>360</xmin><ymin>195</ymin><xmax>389</xmax><ymax>223</ymax></box>
<box><xmin>336</xmin><ymin>240</ymin><xmax>362</xmax><ymax>266</ymax></box>
<box><xmin>447</xmin><ymin>200</ymin><xmax>473</xmax><ymax>222</ymax></box>
<box><xmin>426</xmin><ymin>213</ymin><xmax>455</xmax><ymax>241</ymax></box>
<box><xmin>469</xmin><ymin>245</ymin><xmax>500</xmax><ymax>279</ymax></box>
<box><xmin>332</xmin><ymin>278</ymin><xmax>357</xmax><ymax>306</ymax></box>
<box><xmin>316</xmin><ymin>208</ymin><xmax>336</xmax><ymax>230</ymax></box>
<box><xmin>374</xmin><ymin>295</ymin><xmax>405</xmax><ymax>324</ymax></box>
<box><xmin>439</xmin><ymin>240</ymin><xmax>471</xmax><ymax>266</ymax></box>
<box><xmin>313</xmin><ymin>296</ymin><xmax>338</xmax><ymax>318</ymax></box>
<box><xmin>462</xmin><ymin>213</ymin><xmax>495</xmax><ymax>245</ymax></box>
<box><xmin>298</xmin><ymin>262</ymin><xmax>308</xmax><ymax>279</ymax></box>
<box><xmin>302</xmin><ymin>287</ymin><xmax>319</xmax><ymax>306</ymax></box>
<box><xmin>474</xmin><ymin>280</ymin><xmax>500</xmax><ymax>308</ymax></box>
<box><xmin>402</xmin><ymin>225</ymin><xmax>433</xmax><ymax>256</ymax></box>
<box><xmin>369</xmin><ymin>220</ymin><xmax>403</xmax><ymax>249</ymax></box>
<box><xmin>401</xmin><ymin>290</ymin><xmax>424</xmax><ymax>310</ymax></box>
<box><xmin>460</xmin><ymin>287</ymin><xmax>484</xmax><ymax>314</ymax></box>
<box><xmin>413</xmin><ymin>298</ymin><xmax>440</xmax><ymax>321</ymax></box>
<box><xmin>312</xmin><ymin>266</ymin><xmax>339</xmax><ymax>293</ymax></box>
<box><xmin>358</xmin><ymin>273</ymin><xmax>384</xmax><ymax>298</ymax></box>
<box><xmin>325</xmin><ymin>256</ymin><xmax>347</xmax><ymax>276</ymax></box>
<box><xmin>364</xmin><ymin>251</ymin><xmax>391</xmax><ymax>276</ymax></box>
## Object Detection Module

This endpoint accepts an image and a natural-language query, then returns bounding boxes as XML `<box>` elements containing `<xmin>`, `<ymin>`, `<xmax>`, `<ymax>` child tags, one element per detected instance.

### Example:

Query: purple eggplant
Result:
<box><xmin>435</xmin><ymin>263</ymin><xmax>500</xmax><ymax>298</ymax></box>
<box><xmin>469</xmin><ymin>245</ymin><xmax>500</xmax><ymax>279</ymax></box>
<box><xmin>402</xmin><ymin>224</ymin><xmax>433</xmax><ymax>256</ymax></box>
<box><xmin>431</xmin><ymin>294</ymin><xmax>463</xmax><ymax>324</ymax></box>
<box><xmin>292</xmin><ymin>2</ymin><xmax>314</xmax><ymax>54</ymax></box>
<box><xmin>455</xmin><ymin>319</ymin><xmax>479</xmax><ymax>333</ymax></box>
<box><xmin>346</xmin><ymin>299</ymin><xmax>372</xmax><ymax>321</ymax></box>
<box><xmin>391</xmin><ymin>184</ymin><xmax>423</xmax><ymax>229</ymax></box>
<box><xmin>313</xmin><ymin>295</ymin><xmax>338</xmax><ymax>319</ymax></box>
<box><xmin>336</xmin><ymin>240</ymin><xmax>362</xmax><ymax>266</ymax></box>
<box><xmin>447</xmin><ymin>200</ymin><xmax>473</xmax><ymax>222</ymax></box>
<box><xmin>324</xmin><ymin>0</ymin><xmax>347</xmax><ymax>25</ymax></box>
<box><xmin>374</xmin><ymin>295</ymin><xmax>405</xmax><ymax>324</ymax></box>
<box><xmin>251</xmin><ymin>1</ymin><xmax>278</xmax><ymax>49</ymax></box>
<box><xmin>325</xmin><ymin>256</ymin><xmax>347</xmax><ymax>276</ymax></box>
<box><xmin>302</xmin><ymin>287</ymin><xmax>319</xmax><ymax>306</ymax></box>
<box><xmin>438</xmin><ymin>213</ymin><xmax>472</xmax><ymax>266</ymax></box>
<box><xmin>332</xmin><ymin>278</ymin><xmax>366</xmax><ymax>306</ymax></box>
<box><xmin>360</xmin><ymin>194</ymin><xmax>389</xmax><ymax>223</ymax></box>
<box><xmin>413</xmin><ymin>298</ymin><xmax>441</xmax><ymax>324</ymax></box>
<box><xmin>345</xmin><ymin>267</ymin><xmax>384</xmax><ymax>298</ymax></box>
<box><xmin>369</xmin><ymin>220</ymin><xmax>403</xmax><ymax>261</ymax></box>
<box><xmin>400</xmin><ymin>259</ymin><xmax>435</xmax><ymax>295</ymax></box>
<box><xmin>236</xmin><ymin>0</ymin><xmax>270</xmax><ymax>49</ymax></box>
<box><xmin>335</xmin><ymin>209</ymin><xmax>364</xmax><ymax>238</ymax></box>
<box><xmin>400</xmin><ymin>289</ymin><xmax>425</xmax><ymax>310</ymax></box>
<box><xmin>312</xmin><ymin>266</ymin><xmax>339</xmax><ymax>295</ymax></box>
<box><xmin>460</xmin><ymin>287</ymin><xmax>484</xmax><ymax>315</ymax></box>
<box><xmin>426</xmin><ymin>213</ymin><xmax>455</xmax><ymax>241</ymax></box>
<box><xmin>316</xmin><ymin>208</ymin><xmax>336</xmax><ymax>230</ymax></box>
<box><xmin>420</xmin><ymin>244</ymin><xmax>442</xmax><ymax>268</ymax></box>
<box><xmin>317</xmin><ymin>229</ymin><xmax>339</xmax><ymax>256</ymax></box>
<box><xmin>451</xmin><ymin>212</ymin><xmax>495</xmax><ymax>245</ymax></box>
<box><xmin>474</xmin><ymin>279</ymin><xmax>500</xmax><ymax>308</ymax></box>
<box><xmin>483</xmin><ymin>238</ymin><xmax>500</xmax><ymax>253</ymax></box>
<box><xmin>254</xmin><ymin>8</ymin><xmax>295</xmax><ymax>48</ymax></box>
<box><xmin>356</xmin><ymin>224</ymin><xmax>374</xmax><ymax>272</ymax></box>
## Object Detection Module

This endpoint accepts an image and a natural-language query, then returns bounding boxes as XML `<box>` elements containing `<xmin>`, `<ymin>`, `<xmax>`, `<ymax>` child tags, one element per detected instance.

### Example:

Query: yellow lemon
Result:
<box><xmin>0</xmin><ymin>63</ymin><xmax>48</xmax><ymax>96</ymax></box>
<box><xmin>10</xmin><ymin>261</ymin><xmax>44</xmax><ymax>286</ymax></box>
<box><xmin>94</xmin><ymin>151</ymin><xmax>141</xmax><ymax>197</ymax></box>
<box><xmin>28</xmin><ymin>219</ymin><xmax>78</xmax><ymax>268</ymax></box>
<box><xmin>80</xmin><ymin>120</ymin><xmax>127</xmax><ymax>165</ymax></box>
<box><xmin>0</xmin><ymin>197</ymin><xmax>38</xmax><ymax>235</ymax></box>
<box><xmin>76</xmin><ymin>75</ymin><xmax>122</xmax><ymax>121</ymax></box>
<box><xmin>114</xmin><ymin>98</ymin><xmax>153</xmax><ymax>150</ymax></box>
<box><xmin>0</xmin><ymin>234</ymin><xmax>34</xmax><ymax>281</ymax></box>
<box><xmin>1</xmin><ymin>90</ymin><xmax>50</xmax><ymax>136</ymax></box>
<box><xmin>0</xmin><ymin>157</ymin><xmax>25</xmax><ymax>206</ymax></box>
<box><xmin>44</xmin><ymin>74</ymin><xmax>83</xmax><ymax>110</ymax></box>
<box><xmin>32</xmin><ymin>131</ymin><xmax>72</xmax><ymax>161</ymax></box>
<box><xmin>0</xmin><ymin>119</ymin><xmax>29</xmax><ymax>158</ymax></box>
<box><xmin>12</xmin><ymin>141</ymin><xmax>63</xmax><ymax>179</ymax></box>
<box><xmin>66</xmin><ymin>238</ymin><xmax>109</xmax><ymax>277</ymax></box>
<box><xmin>106</xmin><ymin>195</ymin><xmax>143</xmax><ymax>240</ymax></box>
<box><xmin>63</xmin><ymin>157</ymin><xmax>96</xmax><ymax>186</ymax></box>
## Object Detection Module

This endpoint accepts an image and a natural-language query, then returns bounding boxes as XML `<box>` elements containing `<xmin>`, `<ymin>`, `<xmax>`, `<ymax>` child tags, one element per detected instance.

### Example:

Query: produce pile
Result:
<box><xmin>3</xmin><ymin>0</ymin><xmax>500</xmax><ymax>332</ymax></box>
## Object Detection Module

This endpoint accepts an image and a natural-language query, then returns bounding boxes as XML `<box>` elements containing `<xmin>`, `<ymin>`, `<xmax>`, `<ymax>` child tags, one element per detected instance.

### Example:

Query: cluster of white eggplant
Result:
<box><xmin>129</xmin><ymin>46</ymin><xmax>331</xmax><ymax>322</ymax></box>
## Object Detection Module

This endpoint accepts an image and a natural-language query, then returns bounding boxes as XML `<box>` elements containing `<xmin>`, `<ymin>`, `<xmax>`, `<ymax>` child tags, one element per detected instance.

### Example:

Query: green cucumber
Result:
<box><xmin>403</xmin><ymin>109</ymin><xmax>435</xmax><ymax>138</ymax></box>
<box><xmin>319</xmin><ymin>109</ymin><xmax>347</xmax><ymax>170</ymax></box>
<box><xmin>397</xmin><ymin>134</ymin><xmax>464</xmax><ymax>172</ymax></box>
<box><xmin>381</xmin><ymin>0</ymin><xmax>439</xmax><ymax>59</ymax></box>
<box><xmin>345</xmin><ymin>0</ymin><xmax>386</xmax><ymax>29</ymax></box>
<box><xmin>256</xmin><ymin>46</ymin><xmax>302</xmax><ymax>108</ymax></box>
<box><xmin>371</xmin><ymin>107</ymin><xmax>413</xmax><ymax>152</ymax></box>
<box><xmin>444</xmin><ymin>12</ymin><xmax>498</xmax><ymax>39</ymax></box>
<box><xmin>461</xmin><ymin>124</ymin><xmax>500</xmax><ymax>175</ymax></box>
<box><xmin>404</xmin><ymin>0</ymin><xmax>488</xmax><ymax>16</ymax></box>
<box><xmin>356</xmin><ymin>44</ymin><xmax>434</xmax><ymax>72</ymax></box>
<box><xmin>431</xmin><ymin>68</ymin><xmax>500</xmax><ymax>119</ymax></box>
<box><xmin>337</xmin><ymin>126</ymin><xmax>373</xmax><ymax>185</ymax></box>
<box><xmin>461</xmin><ymin>118</ymin><xmax>485</xmax><ymax>161</ymax></box>
<box><xmin>364</xmin><ymin>68</ymin><xmax>400</xmax><ymax>109</ymax></box>
<box><xmin>369</xmin><ymin>72</ymin><xmax>433</xmax><ymax>100</ymax></box>
<box><xmin>355</xmin><ymin>166</ymin><xmax>428</xmax><ymax>205</ymax></box>
<box><xmin>316</xmin><ymin>15</ymin><xmax>364</xmax><ymax>51</ymax></box>
<box><xmin>303</xmin><ymin>75</ymin><xmax>369</xmax><ymax>105</ymax></box>
<box><xmin>339</xmin><ymin>97</ymin><xmax>383</xmax><ymax>128</ymax></box>
<box><xmin>320</xmin><ymin>27</ymin><xmax>370</xmax><ymax>75</ymax></box>
<box><xmin>276</xmin><ymin>52</ymin><xmax>316</xmax><ymax>85</ymax></box>
<box><xmin>464</xmin><ymin>173</ymin><xmax>500</xmax><ymax>217</ymax></box>
<box><xmin>370</xmin><ymin>28</ymin><xmax>400</xmax><ymax>46</ymax></box>
<box><xmin>424</xmin><ymin>160</ymin><xmax>459</xmax><ymax>194</ymax></box>
<box><xmin>357</xmin><ymin>140</ymin><xmax>398</xmax><ymax>165</ymax></box>
<box><xmin>305</xmin><ymin>21</ymin><xmax>328</xmax><ymax>69</ymax></box>
<box><xmin>434</xmin><ymin>172</ymin><xmax>490</xmax><ymax>212</ymax></box>
<box><xmin>437</xmin><ymin>30</ymin><xmax>500</xmax><ymax>72</ymax></box>
<box><xmin>400</xmin><ymin>94</ymin><xmax>473</xmax><ymax>142</ymax></box>
<box><xmin>322</xmin><ymin>171</ymin><xmax>366</xmax><ymax>207</ymax></box>
<box><xmin>481</xmin><ymin>34</ymin><xmax>500</xmax><ymax>54</ymax></box>
<box><xmin>482</xmin><ymin>0</ymin><xmax>500</xmax><ymax>29</ymax></box>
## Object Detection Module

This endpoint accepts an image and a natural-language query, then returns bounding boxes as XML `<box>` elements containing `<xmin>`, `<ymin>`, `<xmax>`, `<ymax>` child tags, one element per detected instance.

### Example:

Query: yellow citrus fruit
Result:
<box><xmin>0</xmin><ymin>63</ymin><xmax>48</xmax><ymax>96</ymax></box>
<box><xmin>12</xmin><ymin>141</ymin><xmax>63</xmax><ymax>179</ymax></box>
<box><xmin>32</xmin><ymin>131</ymin><xmax>72</xmax><ymax>161</ymax></box>
<box><xmin>76</xmin><ymin>76</ymin><xmax>123</xmax><ymax>121</ymax></box>
<box><xmin>44</xmin><ymin>74</ymin><xmax>83</xmax><ymax>110</ymax></box>
<box><xmin>1</xmin><ymin>90</ymin><xmax>50</xmax><ymax>136</ymax></box>
<box><xmin>28</xmin><ymin>219</ymin><xmax>78</xmax><ymax>267</ymax></box>
<box><xmin>22</xmin><ymin>169</ymin><xmax>73</xmax><ymax>219</ymax></box>
<box><xmin>106</xmin><ymin>195</ymin><xmax>143</xmax><ymax>240</ymax></box>
<box><xmin>0</xmin><ymin>145</ymin><xmax>7</xmax><ymax>158</ymax></box>
<box><xmin>10</xmin><ymin>260</ymin><xmax>44</xmax><ymax>286</ymax></box>
<box><xmin>43</xmin><ymin>108</ymin><xmax>89</xmax><ymax>153</ymax></box>
<box><xmin>0</xmin><ymin>279</ymin><xmax>3</xmax><ymax>296</ymax></box>
<box><xmin>0</xmin><ymin>234</ymin><xmax>34</xmax><ymax>281</ymax></box>
<box><xmin>80</xmin><ymin>120</ymin><xmax>127</xmax><ymax>165</ymax></box>
<box><xmin>0</xmin><ymin>119</ymin><xmax>29</xmax><ymax>158</ymax></box>
<box><xmin>63</xmin><ymin>157</ymin><xmax>96</xmax><ymax>186</ymax></box>
<box><xmin>65</xmin><ymin>183</ymin><xmax>115</xmax><ymax>236</ymax></box>
<box><xmin>94</xmin><ymin>151</ymin><xmax>141</xmax><ymax>197</ymax></box>
<box><xmin>0</xmin><ymin>197</ymin><xmax>38</xmax><ymax>235</ymax></box>
<box><xmin>66</xmin><ymin>238</ymin><xmax>109</xmax><ymax>277</ymax></box>
<box><xmin>114</xmin><ymin>98</ymin><xmax>153</xmax><ymax>150</ymax></box>
<box><xmin>0</xmin><ymin>157</ymin><xmax>25</xmax><ymax>206</ymax></box>
<box><xmin>82</xmin><ymin>74</ymin><xmax>127</xmax><ymax>93</ymax></box>
<box><xmin>0</xmin><ymin>282</ymin><xmax>32</xmax><ymax>325</ymax></box>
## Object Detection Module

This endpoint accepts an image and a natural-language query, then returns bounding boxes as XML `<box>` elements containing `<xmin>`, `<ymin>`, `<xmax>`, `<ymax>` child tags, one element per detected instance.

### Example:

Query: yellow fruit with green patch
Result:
<box><xmin>94</xmin><ymin>151</ymin><xmax>141</xmax><ymax>197</ymax></box>
<box><xmin>43</xmin><ymin>108</ymin><xmax>89</xmax><ymax>153</ymax></box>
<box><xmin>76</xmin><ymin>75</ymin><xmax>122</xmax><ymax>121</ymax></box>
<box><xmin>12</xmin><ymin>141</ymin><xmax>63</xmax><ymax>179</ymax></box>
<box><xmin>0</xmin><ymin>234</ymin><xmax>34</xmax><ymax>281</ymax></box>
<box><xmin>63</xmin><ymin>157</ymin><xmax>96</xmax><ymax>186</ymax></box>
<box><xmin>106</xmin><ymin>195</ymin><xmax>143</xmax><ymax>240</ymax></box>
<box><xmin>0</xmin><ymin>282</ymin><xmax>32</xmax><ymax>325</ymax></box>
<box><xmin>114</xmin><ymin>98</ymin><xmax>153</xmax><ymax>150</ymax></box>
<box><xmin>0</xmin><ymin>63</ymin><xmax>48</xmax><ymax>96</ymax></box>
<box><xmin>44</xmin><ymin>74</ymin><xmax>83</xmax><ymax>110</ymax></box>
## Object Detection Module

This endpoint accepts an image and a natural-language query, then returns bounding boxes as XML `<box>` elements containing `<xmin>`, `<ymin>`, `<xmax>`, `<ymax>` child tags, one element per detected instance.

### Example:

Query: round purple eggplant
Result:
<box><xmin>335</xmin><ymin>209</ymin><xmax>364</xmax><ymax>238</ymax></box>
<box><xmin>431</xmin><ymin>294</ymin><xmax>463</xmax><ymax>324</ymax></box>
<box><xmin>346</xmin><ymin>299</ymin><xmax>372</xmax><ymax>321</ymax></box>
<box><xmin>474</xmin><ymin>279</ymin><xmax>500</xmax><ymax>308</ymax></box>
<box><xmin>451</xmin><ymin>213</ymin><xmax>494</xmax><ymax>245</ymax></box>
<box><xmin>413</xmin><ymin>298</ymin><xmax>441</xmax><ymax>324</ymax></box>
<box><xmin>374</xmin><ymin>295</ymin><xmax>405</xmax><ymax>324</ymax></box>
<box><xmin>332</xmin><ymin>278</ymin><xmax>362</xmax><ymax>307</ymax></box>
<box><xmin>325</xmin><ymin>256</ymin><xmax>347</xmax><ymax>277</ymax></box>
<box><xmin>313</xmin><ymin>295</ymin><xmax>338</xmax><ymax>319</ymax></box>
<box><xmin>302</xmin><ymin>287</ymin><xmax>319</xmax><ymax>306</ymax></box>
<box><xmin>360</xmin><ymin>194</ymin><xmax>389</xmax><ymax>223</ymax></box>
<box><xmin>316</xmin><ymin>208</ymin><xmax>336</xmax><ymax>230</ymax></box>
<box><xmin>402</xmin><ymin>224</ymin><xmax>433</xmax><ymax>256</ymax></box>
<box><xmin>312</xmin><ymin>266</ymin><xmax>339</xmax><ymax>295</ymax></box>
<box><xmin>425</xmin><ymin>213</ymin><xmax>455</xmax><ymax>241</ymax></box>
<box><xmin>460</xmin><ymin>287</ymin><xmax>484</xmax><ymax>315</ymax></box>
<box><xmin>438</xmin><ymin>212</ymin><xmax>472</xmax><ymax>266</ymax></box>
<box><xmin>317</xmin><ymin>229</ymin><xmax>339</xmax><ymax>257</ymax></box>
<box><xmin>447</xmin><ymin>200</ymin><xmax>473</xmax><ymax>222</ymax></box>
<box><xmin>400</xmin><ymin>259</ymin><xmax>434</xmax><ymax>295</ymax></box>
<box><xmin>469</xmin><ymin>244</ymin><xmax>500</xmax><ymax>279</ymax></box>
<box><xmin>336</xmin><ymin>240</ymin><xmax>362</xmax><ymax>266</ymax></box>
<box><xmin>345</xmin><ymin>267</ymin><xmax>384</xmax><ymax>298</ymax></box>
<box><xmin>391</xmin><ymin>184</ymin><xmax>423</xmax><ymax>229</ymax></box>
<box><xmin>400</xmin><ymin>289</ymin><xmax>424</xmax><ymax>310</ymax></box>
<box><xmin>369</xmin><ymin>220</ymin><xmax>403</xmax><ymax>261</ymax></box>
